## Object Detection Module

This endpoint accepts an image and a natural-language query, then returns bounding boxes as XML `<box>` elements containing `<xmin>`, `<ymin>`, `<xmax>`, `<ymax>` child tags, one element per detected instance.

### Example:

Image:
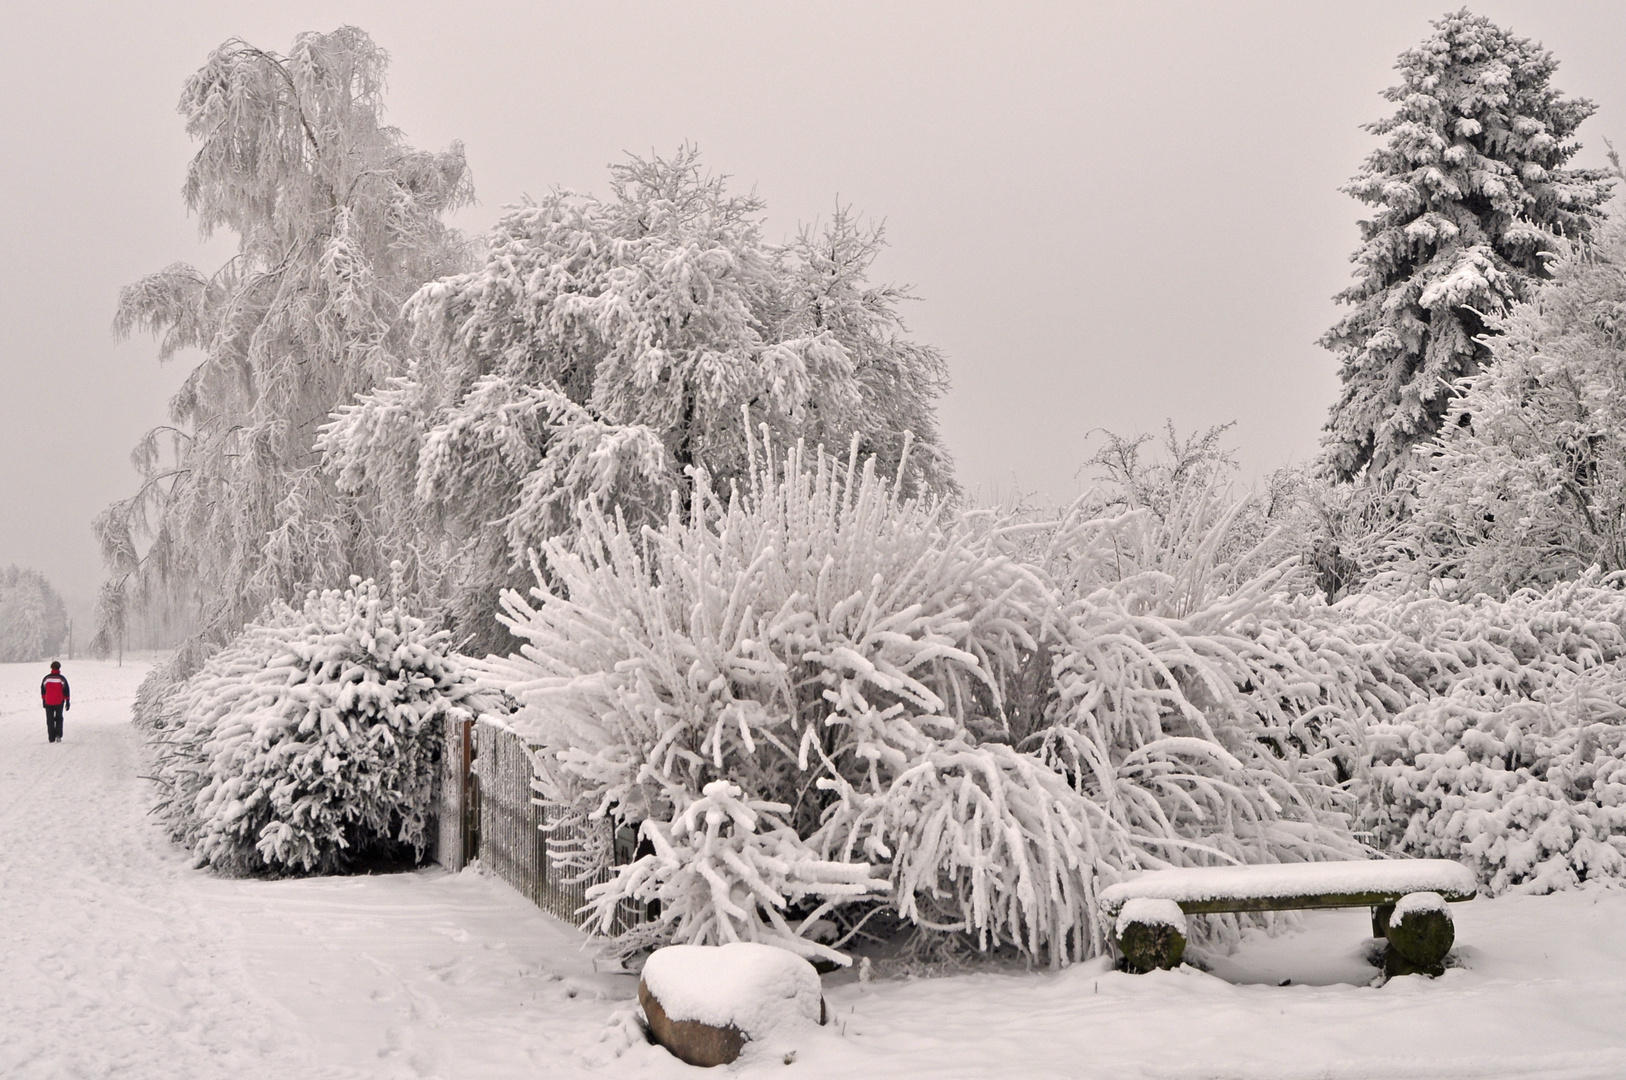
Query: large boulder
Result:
<box><xmin>639</xmin><ymin>943</ymin><xmax>826</xmax><ymax>1067</ymax></box>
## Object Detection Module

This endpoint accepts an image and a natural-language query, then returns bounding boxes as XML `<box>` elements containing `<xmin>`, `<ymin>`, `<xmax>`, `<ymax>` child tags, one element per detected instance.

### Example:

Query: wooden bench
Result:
<box><xmin>1098</xmin><ymin>859</ymin><xmax>1477</xmax><ymax>977</ymax></box>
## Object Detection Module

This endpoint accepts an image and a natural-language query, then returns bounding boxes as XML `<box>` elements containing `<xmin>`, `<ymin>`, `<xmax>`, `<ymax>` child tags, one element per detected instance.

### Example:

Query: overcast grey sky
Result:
<box><xmin>3</xmin><ymin>1</ymin><xmax>1624</xmax><ymax>612</ymax></box>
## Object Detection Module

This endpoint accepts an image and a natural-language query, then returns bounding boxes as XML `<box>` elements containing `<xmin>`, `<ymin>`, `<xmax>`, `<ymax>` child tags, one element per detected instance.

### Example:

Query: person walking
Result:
<box><xmin>41</xmin><ymin>661</ymin><xmax>70</xmax><ymax>743</ymax></box>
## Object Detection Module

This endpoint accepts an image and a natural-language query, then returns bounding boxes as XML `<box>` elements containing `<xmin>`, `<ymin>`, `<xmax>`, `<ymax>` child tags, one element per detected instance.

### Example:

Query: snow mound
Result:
<box><xmin>640</xmin><ymin>943</ymin><xmax>823</xmax><ymax>1037</ymax></box>
<box><xmin>1116</xmin><ymin>898</ymin><xmax>1186</xmax><ymax>938</ymax></box>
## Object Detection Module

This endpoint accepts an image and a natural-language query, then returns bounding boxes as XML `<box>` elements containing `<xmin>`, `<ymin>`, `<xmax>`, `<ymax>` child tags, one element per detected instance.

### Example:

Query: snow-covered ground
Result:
<box><xmin>3</xmin><ymin>659</ymin><xmax>1625</xmax><ymax>1079</ymax></box>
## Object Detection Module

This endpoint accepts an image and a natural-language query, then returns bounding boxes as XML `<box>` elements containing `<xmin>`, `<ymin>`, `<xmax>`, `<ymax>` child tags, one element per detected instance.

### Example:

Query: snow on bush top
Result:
<box><xmin>144</xmin><ymin>576</ymin><xmax>485</xmax><ymax>874</ymax></box>
<box><xmin>641</xmin><ymin>943</ymin><xmax>823</xmax><ymax>1035</ymax></box>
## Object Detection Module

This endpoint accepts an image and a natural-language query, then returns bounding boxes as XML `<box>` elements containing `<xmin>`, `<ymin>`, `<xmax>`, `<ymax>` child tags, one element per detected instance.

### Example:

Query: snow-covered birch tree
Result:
<box><xmin>321</xmin><ymin>148</ymin><xmax>954</xmax><ymax>649</ymax></box>
<box><xmin>96</xmin><ymin>27</ymin><xmax>472</xmax><ymax>647</ymax></box>
<box><xmin>1320</xmin><ymin>10</ymin><xmax>1611</xmax><ymax>482</ymax></box>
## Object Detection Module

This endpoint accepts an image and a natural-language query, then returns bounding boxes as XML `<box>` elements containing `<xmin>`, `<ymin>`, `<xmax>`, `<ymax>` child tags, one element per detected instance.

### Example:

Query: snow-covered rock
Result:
<box><xmin>638</xmin><ymin>943</ymin><xmax>825</xmax><ymax>1066</ymax></box>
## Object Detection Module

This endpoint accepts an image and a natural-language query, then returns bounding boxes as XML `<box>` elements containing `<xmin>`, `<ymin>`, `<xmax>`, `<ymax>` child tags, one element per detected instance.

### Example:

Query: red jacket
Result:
<box><xmin>41</xmin><ymin>672</ymin><xmax>69</xmax><ymax>707</ymax></box>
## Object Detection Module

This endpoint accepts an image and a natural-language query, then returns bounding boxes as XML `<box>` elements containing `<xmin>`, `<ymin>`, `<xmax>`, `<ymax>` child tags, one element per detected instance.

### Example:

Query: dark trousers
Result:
<box><xmin>44</xmin><ymin>705</ymin><xmax>63</xmax><ymax>742</ymax></box>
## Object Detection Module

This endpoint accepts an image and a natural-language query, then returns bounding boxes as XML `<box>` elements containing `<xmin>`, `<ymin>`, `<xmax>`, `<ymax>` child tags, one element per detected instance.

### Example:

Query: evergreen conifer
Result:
<box><xmin>1321</xmin><ymin>9</ymin><xmax>1611</xmax><ymax>481</ymax></box>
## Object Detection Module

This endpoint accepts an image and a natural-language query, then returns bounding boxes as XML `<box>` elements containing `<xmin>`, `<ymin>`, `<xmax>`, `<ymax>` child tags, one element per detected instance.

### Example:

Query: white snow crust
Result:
<box><xmin>1115</xmin><ymin>897</ymin><xmax>1187</xmax><ymax>938</ymax></box>
<box><xmin>641</xmin><ymin>942</ymin><xmax>823</xmax><ymax>1035</ymax></box>
<box><xmin>1394</xmin><ymin>890</ymin><xmax>1449</xmax><ymax>918</ymax></box>
<box><xmin>1100</xmin><ymin>859</ymin><xmax>1477</xmax><ymax>912</ymax></box>
<box><xmin>8</xmin><ymin>660</ymin><xmax>1626</xmax><ymax>1080</ymax></box>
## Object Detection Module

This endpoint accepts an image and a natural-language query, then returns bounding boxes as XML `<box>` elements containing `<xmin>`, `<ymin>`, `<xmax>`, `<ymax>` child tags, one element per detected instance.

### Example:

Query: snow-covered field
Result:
<box><xmin>4</xmin><ymin>660</ymin><xmax>1626</xmax><ymax>1080</ymax></box>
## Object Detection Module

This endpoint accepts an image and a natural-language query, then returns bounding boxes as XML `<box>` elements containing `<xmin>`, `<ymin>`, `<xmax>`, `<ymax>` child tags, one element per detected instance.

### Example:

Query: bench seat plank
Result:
<box><xmin>1100</xmin><ymin>859</ymin><xmax>1476</xmax><ymax>917</ymax></box>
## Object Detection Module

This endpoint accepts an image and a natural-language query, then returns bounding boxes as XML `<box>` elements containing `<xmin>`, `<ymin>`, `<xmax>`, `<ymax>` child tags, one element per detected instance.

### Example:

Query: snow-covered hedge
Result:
<box><xmin>143</xmin><ymin>578</ymin><xmax>482</xmax><ymax>875</ymax></box>
<box><xmin>1358</xmin><ymin>576</ymin><xmax>1626</xmax><ymax>894</ymax></box>
<box><xmin>481</xmin><ymin>420</ymin><xmax>1626</xmax><ymax>963</ymax></box>
<box><xmin>486</xmin><ymin>439</ymin><xmax>1368</xmax><ymax>967</ymax></box>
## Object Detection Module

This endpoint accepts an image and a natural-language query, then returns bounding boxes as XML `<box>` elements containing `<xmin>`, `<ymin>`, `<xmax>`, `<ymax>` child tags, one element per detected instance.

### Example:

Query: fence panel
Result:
<box><xmin>454</xmin><ymin>718</ymin><xmax>638</xmax><ymax>932</ymax></box>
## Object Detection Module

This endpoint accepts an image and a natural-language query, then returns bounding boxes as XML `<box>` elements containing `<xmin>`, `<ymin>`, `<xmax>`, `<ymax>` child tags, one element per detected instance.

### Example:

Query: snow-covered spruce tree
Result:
<box><xmin>1321</xmin><ymin>9</ymin><xmax>1611</xmax><ymax>481</ymax></box>
<box><xmin>143</xmin><ymin>577</ymin><xmax>483</xmax><ymax>875</ymax></box>
<box><xmin>96</xmin><ymin>27</ymin><xmax>472</xmax><ymax>650</ymax></box>
<box><xmin>0</xmin><ymin>566</ymin><xmax>69</xmax><ymax>662</ymax></box>
<box><xmin>320</xmin><ymin>150</ymin><xmax>954</xmax><ymax>652</ymax></box>
<box><xmin>485</xmin><ymin>437</ymin><xmax>1365</xmax><ymax>967</ymax></box>
<box><xmin>1412</xmin><ymin>209</ymin><xmax>1626</xmax><ymax>596</ymax></box>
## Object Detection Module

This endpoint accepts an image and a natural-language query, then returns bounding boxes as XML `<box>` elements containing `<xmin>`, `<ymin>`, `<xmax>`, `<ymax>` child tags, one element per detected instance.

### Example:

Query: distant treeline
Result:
<box><xmin>0</xmin><ymin>565</ymin><xmax>67</xmax><ymax>663</ymax></box>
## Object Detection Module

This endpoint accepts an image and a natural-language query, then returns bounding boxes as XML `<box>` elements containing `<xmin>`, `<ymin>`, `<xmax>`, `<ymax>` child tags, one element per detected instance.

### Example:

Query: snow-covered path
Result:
<box><xmin>0</xmin><ymin>660</ymin><xmax>645</xmax><ymax>1080</ymax></box>
<box><xmin>4</xmin><ymin>659</ymin><xmax>1626</xmax><ymax>1079</ymax></box>
<box><xmin>0</xmin><ymin>659</ymin><xmax>302</xmax><ymax>1077</ymax></box>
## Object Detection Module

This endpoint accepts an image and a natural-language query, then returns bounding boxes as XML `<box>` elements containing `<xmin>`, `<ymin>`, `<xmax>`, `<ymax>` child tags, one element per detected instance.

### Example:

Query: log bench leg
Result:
<box><xmin>1372</xmin><ymin>903</ymin><xmax>1394</xmax><ymax>938</ymax></box>
<box><xmin>1113</xmin><ymin>899</ymin><xmax>1188</xmax><ymax>973</ymax></box>
<box><xmin>1382</xmin><ymin>893</ymin><xmax>1454</xmax><ymax>978</ymax></box>
<box><xmin>1118</xmin><ymin>920</ymin><xmax>1186</xmax><ymax>973</ymax></box>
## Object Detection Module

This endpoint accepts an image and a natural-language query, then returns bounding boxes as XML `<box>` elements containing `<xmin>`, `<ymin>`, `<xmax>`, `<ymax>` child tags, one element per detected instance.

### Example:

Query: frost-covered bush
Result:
<box><xmin>606</xmin><ymin>780</ymin><xmax>886</xmax><ymax>964</ymax></box>
<box><xmin>487</xmin><ymin>437</ymin><xmax>1369</xmax><ymax>967</ymax></box>
<box><xmin>1031</xmin><ymin>501</ymin><xmax>1372</xmax><ymax>875</ymax></box>
<box><xmin>1358</xmin><ymin>575</ymin><xmax>1626</xmax><ymax>893</ymax></box>
<box><xmin>1069</xmin><ymin>426</ymin><xmax>1626</xmax><ymax>899</ymax></box>
<box><xmin>487</xmin><ymin>438</ymin><xmax>1069</xmax><ymax>960</ymax></box>
<box><xmin>144</xmin><ymin>578</ymin><xmax>481</xmax><ymax>875</ymax></box>
<box><xmin>1412</xmin><ymin>211</ymin><xmax>1626</xmax><ymax>598</ymax></box>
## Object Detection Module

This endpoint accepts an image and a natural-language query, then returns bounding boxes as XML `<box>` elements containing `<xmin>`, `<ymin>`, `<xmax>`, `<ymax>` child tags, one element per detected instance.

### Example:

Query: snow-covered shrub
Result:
<box><xmin>132</xmin><ymin>634</ymin><xmax>224</xmax><ymax>733</ymax></box>
<box><xmin>487</xmin><ymin>437</ymin><xmax>1071</xmax><ymax>961</ymax></box>
<box><xmin>144</xmin><ymin>578</ymin><xmax>482</xmax><ymax>875</ymax></box>
<box><xmin>487</xmin><ymin>436</ymin><xmax>1370</xmax><ymax>966</ymax></box>
<box><xmin>1359</xmin><ymin>575</ymin><xmax>1626</xmax><ymax>893</ymax></box>
<box><xmin>821</xmin><ymin>739</ymin><xmax>1123</xmax><ymax>962</ymax></box>
<box><xmin>1064</xmin><ymin>431</ymin><xmax>1626</xmax><ymax>899</ymax></box>
<box><xmin>600</xmin><ymin>780</ymin><xmax>885</xmax><ymax>964</ymax></box>
<box><xmin>1027</xmin><ymin>493</ymin><xmax>1373</xmax><ymax>870</ymax></box>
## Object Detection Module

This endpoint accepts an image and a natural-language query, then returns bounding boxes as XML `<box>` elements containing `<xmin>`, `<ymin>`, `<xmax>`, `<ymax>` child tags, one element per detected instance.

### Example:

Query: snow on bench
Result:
<box><xmin>1099</xmin><ymin>858</ymin><xmax>1477</xmax><ymax>918</ymax></box>
<box><xmin>1100</xmin><ymin>860</ymin><xmax>1477</xmax><ymax>975</ymax></box>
